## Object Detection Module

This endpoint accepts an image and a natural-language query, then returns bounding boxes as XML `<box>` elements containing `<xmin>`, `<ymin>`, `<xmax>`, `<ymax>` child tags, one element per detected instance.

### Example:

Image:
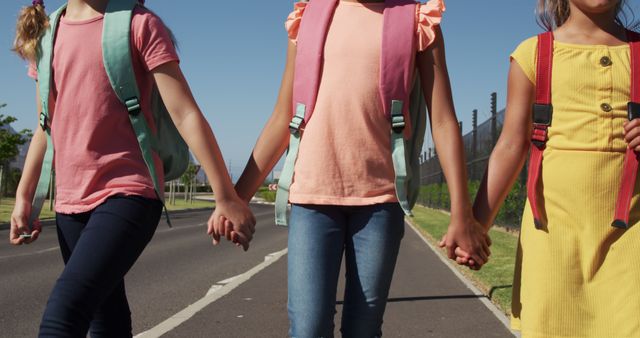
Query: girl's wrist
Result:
<box><xmin>449</xmin><ymin>202</ymin><xmax>474</xmax><ymax>220</ymax></box>
<box><xmin>15</xmin><ymin>191</ymin><xmax>33</xmax><ymax>205</ymax></box>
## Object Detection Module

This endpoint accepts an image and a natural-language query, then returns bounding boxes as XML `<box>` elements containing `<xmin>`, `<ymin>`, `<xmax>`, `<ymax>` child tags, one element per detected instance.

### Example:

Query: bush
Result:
<box><xmin>417</xmin><ymin>179</ymin><xmax>526</xmax><ymax>229</ymax></box>
<box><xmin>258</xmin><ymin>186</ymin><xmax>277</xmax><ymax>202</ymax></box>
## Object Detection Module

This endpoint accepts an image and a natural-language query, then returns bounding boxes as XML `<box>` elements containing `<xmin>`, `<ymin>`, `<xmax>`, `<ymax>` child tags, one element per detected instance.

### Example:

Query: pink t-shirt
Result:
<box><xmin>285</xmin><ymin>0</ymin><xmax>444</xmax><ymax>206</ymax></box>
<box><xmin>29</xmin><ymin>7</ymin><xmax>179</xmax><ymax>214</ymax></box>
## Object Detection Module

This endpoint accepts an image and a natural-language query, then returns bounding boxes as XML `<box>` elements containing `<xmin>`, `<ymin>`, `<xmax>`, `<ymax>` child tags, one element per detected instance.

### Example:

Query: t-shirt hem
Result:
<box><xmin>289</xmin><ymin>193</ymin><xmax>398</xmax><ymax>206</ymax></box>
<box><xmin>147</xmin><ymin>56</ymin><xmax>180</xmax><ymax>72</ymax></box>
<box><xmin>55</xmin><ymin>189</ymin><xmax>158</xmax><ymax>214</ymax></box>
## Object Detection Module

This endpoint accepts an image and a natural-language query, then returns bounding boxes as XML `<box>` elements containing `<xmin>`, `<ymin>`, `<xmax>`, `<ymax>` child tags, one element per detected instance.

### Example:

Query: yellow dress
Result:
<box><xmin>511</xmin><ymin>37</ymin><xmax>640</xmax><ymax>338</ymax></box>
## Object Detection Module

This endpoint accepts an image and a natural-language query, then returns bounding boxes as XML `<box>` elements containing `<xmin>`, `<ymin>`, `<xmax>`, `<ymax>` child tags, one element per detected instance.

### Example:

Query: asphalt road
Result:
<box><xmin>0</xmin><ymin>204</ymin><xmax>515</xmax><ymax>337</ymax></box>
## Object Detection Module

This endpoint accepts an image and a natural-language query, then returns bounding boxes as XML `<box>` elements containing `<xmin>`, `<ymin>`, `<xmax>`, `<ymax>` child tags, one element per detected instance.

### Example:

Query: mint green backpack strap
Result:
<box><xmin>103</xmin><ymin>0</ymin><xmax>175</xmax><ymax>225</ymax></box>
<box><xmin>102</xmin><ymin>1</ymin><xmax>161</xmax><ymax>194</ymax></box>
<box><xmin>390</xmin><ymin>100</ymin><xmax>413</xmax><ymax>216</ymax></box>
<box><xmin>29</xmin><ymin>4</ymin><xmax>66</xmax><ymax>227</ymax></box>
<box><xmin>275</xmin><ymin>104</ymin><xmax>306</xmax><ymax>226</ymax></box>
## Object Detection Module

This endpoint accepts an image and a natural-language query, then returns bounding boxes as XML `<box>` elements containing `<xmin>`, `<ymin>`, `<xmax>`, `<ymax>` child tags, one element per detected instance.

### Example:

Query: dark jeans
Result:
<box><xmin>39</xmin><ymin>195</ymin><xmax>162</xmax><ymax>338</ymax></box>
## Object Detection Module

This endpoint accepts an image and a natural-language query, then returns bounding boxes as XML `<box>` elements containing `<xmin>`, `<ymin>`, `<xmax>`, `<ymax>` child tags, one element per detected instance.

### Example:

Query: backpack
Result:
<box><xmin>274</xmin><ymin>0</ymin><xmax>427</xmax><ymax>225</ymax></box>
<box><xmin>29</xmin><ymin>0</ymin><xmax>189</xmax><ymax>226</ymax></box>
<box><xmin>527</xmin><ymin>30</ymin><xmax>640</xmax><ymax>230</ymax></box>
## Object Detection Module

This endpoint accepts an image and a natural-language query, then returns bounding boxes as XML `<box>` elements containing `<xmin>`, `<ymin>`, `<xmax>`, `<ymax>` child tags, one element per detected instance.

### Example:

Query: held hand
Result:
<box><xmin>216</xmin><ymin>217</ymin><xmax>252</xmax><ymax>251</ymax></box>
<box><xmin>438</xmin><ymin>237</ymin><xmax>477</xmax><ymax>269</ymax></box>
<box><xmin>9</xmin><ymin>200</ymin><xmax>41</xmax><ymax>245</ymax></box>
<box><xmin>440</xmin><ymin>213</ymin><xmax>491</xmax><ymax>268</ymax></box>
<box><xmin>438</xmin><ymin>237</ymin><xmax>490</xmax><ymax>271</ymax></box>
<box><xmin>207</xmin><ymin>197</ymin><xmax>256</xmax><ymax>251</ymax></box>
<box><xmin>623</xmin><ymin>118</ymin><xmax>640</xmax><ymax>151</ymax></box>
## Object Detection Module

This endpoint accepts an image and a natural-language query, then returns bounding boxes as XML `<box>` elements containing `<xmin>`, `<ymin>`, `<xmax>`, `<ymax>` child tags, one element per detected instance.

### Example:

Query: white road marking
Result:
<box><xmin>0</xmin><ymin>246</ymin><xmax>59</xmax><ymax>260</ymax></box>
<box><xmin>155</xmin><ymin>223</ymin><xmax>205</xmax><ymax>234</ymax></box>
<box><xmin>406</xmin><ymin>220</ymin><xmax>520</xmax><ymax>338</ymax></box>
<box><xmin>0</xmin><ymin>222</ymin><xmax>206</xmax><ymax>260</ymax></box>
<box><xmin>134</xmin><ymin>248</ymin><xmax>288</xmax><ymax>338</ymax></box>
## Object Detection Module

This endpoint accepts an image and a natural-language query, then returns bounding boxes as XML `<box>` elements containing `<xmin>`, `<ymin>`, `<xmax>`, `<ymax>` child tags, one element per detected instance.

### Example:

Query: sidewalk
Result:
<box><xmin>160</xmin><ymin>222</ymin><xmax>516</xmax><ymax>338</ymax></box>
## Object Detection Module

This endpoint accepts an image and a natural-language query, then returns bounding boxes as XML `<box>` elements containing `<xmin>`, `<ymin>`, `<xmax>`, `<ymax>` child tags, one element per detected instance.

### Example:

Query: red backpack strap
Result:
<box><xmin>612</xmin><ymin>30</ymin><xmax>640</xmax><ymax>229</ymax></box>
<box><xmin>291</xmin><ymin>0</ymin><xmax>339</xmax><ymax>127</ymax></box>
<box><xmin>527</xmin><ymin>31</ymin><xmax>554</xmax><ymax>229</ymax></box>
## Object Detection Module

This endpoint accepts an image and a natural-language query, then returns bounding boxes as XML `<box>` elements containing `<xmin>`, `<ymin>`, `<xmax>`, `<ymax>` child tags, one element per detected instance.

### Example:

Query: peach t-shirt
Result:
<box><xmin>285</xmin><ymin>0</ymin><xmax>444</xmax><ymax>206</ymax></box>
<box><xmin>29</xmin><ymin>7</ymin><xmax>179</xmax><ymax>214</ymax></box>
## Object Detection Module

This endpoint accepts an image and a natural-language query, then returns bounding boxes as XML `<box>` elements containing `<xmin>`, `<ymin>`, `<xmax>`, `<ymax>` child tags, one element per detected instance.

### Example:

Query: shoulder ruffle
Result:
<box><xmin>285</xmin><ymin>2</ymin><xmax>307</xmax><ymax>44</ymax></box>
<box><xmin>416</xmin><ymin>0</ymin><xmax>445</xmax><ymax>51</ymax></box>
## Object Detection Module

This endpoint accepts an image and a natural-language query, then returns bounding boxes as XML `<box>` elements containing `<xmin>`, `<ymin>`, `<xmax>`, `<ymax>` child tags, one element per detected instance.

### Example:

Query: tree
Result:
<box><xmin>180</xmin><ymin>163</ymin><xmax>199</xmax><ymax>203</ymax></box>
<box><xmin>0</xmin><ymin>104</ymin><xmax>32</xmax><ymax>201</ymax></box>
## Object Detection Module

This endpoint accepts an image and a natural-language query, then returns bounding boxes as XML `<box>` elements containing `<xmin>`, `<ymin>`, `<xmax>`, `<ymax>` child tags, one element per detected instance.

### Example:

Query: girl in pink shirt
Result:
<box><xmin>10</xmin><ymin>0</ymin><xmax>255</xmax><ymax>336</ymax></box>
<box><xmin>222</xmin><ymin>0</ymin><xmax>491</xmax><ymax>336</ymax></box>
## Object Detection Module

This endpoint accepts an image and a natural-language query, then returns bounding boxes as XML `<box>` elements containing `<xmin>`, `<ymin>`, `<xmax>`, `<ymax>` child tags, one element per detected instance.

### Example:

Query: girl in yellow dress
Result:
<box><xmin>465</xmin><ymin>0</ymin><xmax>640</xmax><ymax>337</ymax></box>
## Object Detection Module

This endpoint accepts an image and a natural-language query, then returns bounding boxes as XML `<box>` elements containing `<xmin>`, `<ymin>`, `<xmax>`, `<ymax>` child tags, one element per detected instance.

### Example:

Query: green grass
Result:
<box><xmin>165</xmin><ymin>198</ymin><xmax>214</xmax><ymax>211</ymax></box>
<box><xmin>0</xmin><ymin>196</ymin><xmax>215</xmax><ymax>224</ymax></box>
<box><xmin>0</xmin><ymin>198</ymin><xmax>56</xmax><ymax>223</ymax></box>
<box><xmin>410</xmin><ymin>205</ymin><xmax>518</xmax><ymax>315</ymax></box>
<box><xmin>257</xmin><ymin>187</ymin><xmax>277</xmax><ymax>203</ymax></box>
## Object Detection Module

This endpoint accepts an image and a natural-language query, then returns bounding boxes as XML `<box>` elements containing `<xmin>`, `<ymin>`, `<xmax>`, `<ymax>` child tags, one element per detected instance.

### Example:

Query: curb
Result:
<box><xmin>405</xmin><ymin>218</ymin><xmax>520</xmax><ymax>338</ymax></box>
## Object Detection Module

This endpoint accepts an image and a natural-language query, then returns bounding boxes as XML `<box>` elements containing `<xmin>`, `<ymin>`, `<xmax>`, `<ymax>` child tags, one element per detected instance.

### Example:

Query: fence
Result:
<box><xmin>417</xmin><ymin>93</ymin><xmax>527</xmax><ymax>229</ymax></box>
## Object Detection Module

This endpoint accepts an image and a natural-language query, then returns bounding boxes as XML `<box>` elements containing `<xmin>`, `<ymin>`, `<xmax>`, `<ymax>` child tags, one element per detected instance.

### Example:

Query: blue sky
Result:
<box><xmin>1</xmin><ymin>1</ymin><xmax>638</xmax><ymax>179</ymax></box>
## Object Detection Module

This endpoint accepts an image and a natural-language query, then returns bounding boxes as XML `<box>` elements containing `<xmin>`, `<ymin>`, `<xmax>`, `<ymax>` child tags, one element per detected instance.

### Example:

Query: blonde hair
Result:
<box><xmin>12</xmin><ymin>1</ymin><xmax>177</xmax><ymax>61</ymax></box>
<box><xmin>536</xmin><ymin>0</ymin><xmax>637</xmax><ymax>31</ymax></box>
<box><xmin>13</xmin><ymin>3</ymin><xmax>49</xmax><ymax>61</ymax></box>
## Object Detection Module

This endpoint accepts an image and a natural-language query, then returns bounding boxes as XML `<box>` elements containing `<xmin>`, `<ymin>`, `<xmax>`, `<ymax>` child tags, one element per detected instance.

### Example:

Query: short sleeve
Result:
<box><xmin>510</xmin><ymin>36</ymin><xmax>538</xmax><ymax>84</ymax></box>
<box><xmin>285</xmin><ymin>2</ymin><xmax>307</xmax><ymax>44</ymax></box>
<box><xmin>416</xmin><ymin>0</ymin><xmax>445</xmax><ymax>52</ymax></box>
<box><xmin>131</xmin><ymin>7</ymin><xmax>180</xmax><ymax>72</ymax></box>
<box><xmin>28</xmin><ymin>62</ymin><xmax>37</xmax><ymax>80</ymax></box>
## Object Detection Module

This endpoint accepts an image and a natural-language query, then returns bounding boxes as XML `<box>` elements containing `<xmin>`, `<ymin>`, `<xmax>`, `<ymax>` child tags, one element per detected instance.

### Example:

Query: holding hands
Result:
<box><xmin>438</xmin><ymin>212</ymin><xmax>491</xmax><ymax>270</ymax></box>
<box><xmin>207</xmin><ymin>196</ymin><xmax>256</xmax><ymax>251</ymax></box>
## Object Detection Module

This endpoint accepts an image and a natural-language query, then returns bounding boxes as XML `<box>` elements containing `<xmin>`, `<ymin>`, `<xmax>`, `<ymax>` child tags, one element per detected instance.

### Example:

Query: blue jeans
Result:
<box><xmin>288</xmin><ymin>203</ymin><xmax>405</xmax><ymax>338</ymax></box>
<box><xmin>39</xmin><ymin>195</ymin><xmax>162</xmax><ymax>338</ymax></box>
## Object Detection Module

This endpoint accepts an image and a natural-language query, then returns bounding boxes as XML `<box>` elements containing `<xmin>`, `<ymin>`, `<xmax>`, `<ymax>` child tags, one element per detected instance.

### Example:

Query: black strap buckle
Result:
<box><xmin>532</xmin><ymin>103</ymin><xmax>553</xmax><ymax>126</ymax></box>
<box><xmin>125</xmin><ymin>97</ymin><xmax>142</xmax><ymax>116</ymax></box>
<box><xmin>289</xmin><ymin>115</ymin><xmax>305</xmax><ymax>134</ymax></box>
<box><xmin>39</xmin><ymin>112</ymin><xmax>49</xmax><ymax>131</ymax></box>
<box><xmin>628</xmin><ymin>101</ymin><xmax>640</xmax><ymax>121</ymax></box>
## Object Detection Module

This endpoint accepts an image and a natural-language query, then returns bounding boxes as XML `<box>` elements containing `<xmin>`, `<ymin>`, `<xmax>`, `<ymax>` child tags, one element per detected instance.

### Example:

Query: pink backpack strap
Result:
<box><xmin>292</xmin><ymin>0</ymin><xmax>339</xmax><ymax>125</ymax></box>
<box><xmin>382</xmin><ymin>0</ymin><xmax>419</xmax><ymax>216</ymax></box>
<box><xmin>380</xmin><ymin>0</ymin><xmax>418</xmax><ymax>134</ymax></box>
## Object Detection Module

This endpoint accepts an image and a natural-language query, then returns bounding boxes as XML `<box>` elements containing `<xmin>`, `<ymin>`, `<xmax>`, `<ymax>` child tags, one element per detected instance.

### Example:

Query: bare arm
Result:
<box><xmin>417</xmin><ymin>27</ymin><xmax>490</xmax><ymax>266</ymax></box>
<box><xmin>10</xmin><ymin>83</ymin><xmax>47</xmax><ymax>245</ymax></box>
<box><xmin>472</xmin><ymin>61</ymin><xmax>533</xmax><ymax>229</ymax></box>
<box><xmin>152</xmin><ymin>61</ymin><xmax>256</xmax><ymax>249</ymax></box>
<box><xmin>234</xmin><ymin>41</ymin><xmax>297</xmax><ymax>202</ymax></box>
<box><xmin>417</xmin><ymin>28</ymin><xmax>471</xmax><ymax>218</ymax></box>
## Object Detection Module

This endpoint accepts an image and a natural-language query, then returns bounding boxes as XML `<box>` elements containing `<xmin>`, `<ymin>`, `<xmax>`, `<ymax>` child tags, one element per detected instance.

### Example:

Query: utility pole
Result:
<box><xmin>490</xmin><ymin>92</ymin><xmax>498</xmax><ymax>146</ymax></box>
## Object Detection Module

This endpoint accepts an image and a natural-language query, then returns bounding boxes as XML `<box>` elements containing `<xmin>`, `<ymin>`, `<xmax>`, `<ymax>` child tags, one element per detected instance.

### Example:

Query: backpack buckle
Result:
<box><xmin>289</xmin><ymin>115</ymin><xmax>304</xmax><ymax>133</ymax></box>
<box><xmin>628</xmin><ymin>101</ymin><xmax>640</xmax><ymax>121</ymax></box>
<box><xmin>531</xmin><ymin>124</ymin><xmax>548</xmax><ymax>149</ymax></box>
<box><xmin>391</xmin><ymin>115</ymin><xmax>405</xmax><ymax>133</ymax></box>
<box><xmin>532</xmin><ymin>103</ymin><xmax>553</xmax><ymax>126</ymax></box>
<box><xmin>39</xmin><ymin>112</ymin><xmax>49</xmax><ymax>131</ymax></box>
<box><xmin>125</xmin><ymin>97</ymin><xmax>141</xmax><ymax>116</ymax></box>
<box><xmin>390</xmin><ymin>100</ymin><xmax>405</xmax><ymax>133</ymax></box>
